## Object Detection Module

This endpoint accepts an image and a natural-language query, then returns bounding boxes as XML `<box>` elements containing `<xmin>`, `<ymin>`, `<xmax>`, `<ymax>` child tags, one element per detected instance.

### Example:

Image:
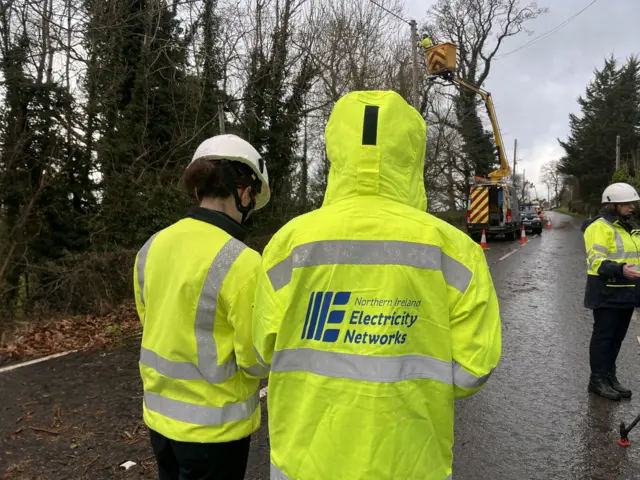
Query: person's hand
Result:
<box><xmin>623</xmin><ymin>264</ymin><xmax>640</xmax><ymax>280</ymax></box>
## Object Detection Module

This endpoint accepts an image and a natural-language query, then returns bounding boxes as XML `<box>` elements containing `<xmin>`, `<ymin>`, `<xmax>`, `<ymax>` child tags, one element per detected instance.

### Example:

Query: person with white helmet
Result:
<box><xmin>582</xmin><ymin>182</ymin><xmax>640</xmax><ymax>401</ymax></box>
<box><xmin>133</xmin><ymin>134</ymin><xmax>270</xmax><ymax>479</ymax></box>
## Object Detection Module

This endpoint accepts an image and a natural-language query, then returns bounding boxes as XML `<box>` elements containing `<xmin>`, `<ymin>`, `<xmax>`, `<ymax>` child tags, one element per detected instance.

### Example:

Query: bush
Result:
<box><xmin>566</xmin><ymin>200</ymin><xmax>592</xmax><ymax>216</ymax></box>
<box><xmin>432</xmin><ymin>211</ymin><xmax>467</xmax><ymax>230</ymax></box>
<box><xmin>3</xmin><ymin>207</ymin><xmax>470</xmax><ymax>321</ymax></box>
<box><xmin>5</xmin><ymin>250</ymin><xmax>137</xmax><ymax>319</ymax></box>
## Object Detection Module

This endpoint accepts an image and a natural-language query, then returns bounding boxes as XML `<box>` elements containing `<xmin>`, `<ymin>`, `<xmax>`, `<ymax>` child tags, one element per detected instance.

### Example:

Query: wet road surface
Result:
<box><xmin>454</xmin><ymin>212</ymin><xmax>640</xmax><ymax>480</ymax></box>
<box><xmin>2</xmin><ymin>212</ymin><xmax>640</xmax><ymax>479</ymax></box>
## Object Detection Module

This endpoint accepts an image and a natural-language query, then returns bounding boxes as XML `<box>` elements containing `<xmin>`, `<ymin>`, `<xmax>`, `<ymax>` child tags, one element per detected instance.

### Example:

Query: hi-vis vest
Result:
<box><xmin>584</xmin><ymin>216</ymin><xmax>640</xmax><ymax>309</ymax></box>
<box><xmin>252</xmin><ymin>91</ymin><xmax>502</xmax><ymax>480</ymax></box>
<box><xmin>133</xmin><ymin>210</ymin><xmax>267</xmax><ymax>443</ymax></box>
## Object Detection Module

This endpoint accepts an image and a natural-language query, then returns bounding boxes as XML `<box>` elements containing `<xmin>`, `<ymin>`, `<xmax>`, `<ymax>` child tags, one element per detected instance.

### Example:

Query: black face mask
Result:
<box><xmin>218</xmin><ymin>160</ymin><xmax>260</xmax><ymax>224</ymax></box>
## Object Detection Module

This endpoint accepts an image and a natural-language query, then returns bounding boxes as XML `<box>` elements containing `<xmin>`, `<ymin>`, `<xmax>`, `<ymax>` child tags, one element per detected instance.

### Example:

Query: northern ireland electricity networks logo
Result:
<box><xmin>301</xmin><ymin>291</ymin><xmax>351</xmax><ymax>343</ymax></box>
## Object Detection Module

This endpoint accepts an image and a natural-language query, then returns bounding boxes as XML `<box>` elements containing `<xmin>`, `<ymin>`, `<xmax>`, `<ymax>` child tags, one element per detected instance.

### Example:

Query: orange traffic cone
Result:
<box><xmin>480</xmin><ymin>229</ymin><xmax>488</xmax><ymax>249</ymax></box>
<box><xmin>546</xmin><ymin>217</ymin><xmax>552</xmax><ymax>229</ymax></box>
<box><xmin>520</xmin><ymin>224</ymin><xmax>528</xmax><ymax>244</ymax></box>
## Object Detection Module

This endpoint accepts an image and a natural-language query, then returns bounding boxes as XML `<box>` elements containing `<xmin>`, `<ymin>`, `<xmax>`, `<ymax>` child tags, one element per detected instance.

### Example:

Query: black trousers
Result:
<box><xmin>149</xmin><ymin>429</ymin><xmax>251</xmax><ymax>480</ymax></box>
<box><xmin>589</xmin><ymin>307</ymin><xmax>634</xmax><ymax>376</ymax></box>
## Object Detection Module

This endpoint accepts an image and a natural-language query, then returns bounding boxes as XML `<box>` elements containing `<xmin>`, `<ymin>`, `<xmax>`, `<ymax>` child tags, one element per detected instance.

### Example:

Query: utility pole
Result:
<box><xmin>616</xmin><ymin>135</ymin><xmax>621</xmax><ymax>169</ymax></box>
<box><xmin>409</xmin><ymin>19</ymin><xmax>419</xmax><ymax>110</ymax></box>
<box><xmin>218</xmin><ymin>101</ymin><xmax>226</xmax><ymax>134</ymax></box>
<box><xmin>522</xmin><ymin>169</ymin><xmax>526</xmax><ymax>202</ymax></box>
<box><xmin>512</xmin><ymin>138</ymin><xmax>518</xmax><ymax>177</ymax></box>
<box><xmin>545</xmin><ymin>182</ymin><xmax>550</xmax><ymax>208</ymax></box>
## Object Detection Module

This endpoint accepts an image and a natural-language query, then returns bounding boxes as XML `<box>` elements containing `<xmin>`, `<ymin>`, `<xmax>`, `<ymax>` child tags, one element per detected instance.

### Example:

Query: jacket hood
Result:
<box><xmin>322</xmin><ymin>90</ymin><xmax>427</xmax><ymax>211</ymax></box>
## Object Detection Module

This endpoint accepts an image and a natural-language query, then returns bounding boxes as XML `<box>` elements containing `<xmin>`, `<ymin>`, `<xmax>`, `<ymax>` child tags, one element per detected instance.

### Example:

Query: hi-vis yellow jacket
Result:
<box><xmin>252</xmin><ymin>91</ymin><xmax>502</xmax><ymax>480</ymax></box>
<box><xmin>133</xmin><ymin>207</ymin><xmax>268</xmax><ymax>443</ymax></box>
<box><xmin>582</xmin><ymin>214</ymin><xmax>640</xmax><ymax>309</ymax></box>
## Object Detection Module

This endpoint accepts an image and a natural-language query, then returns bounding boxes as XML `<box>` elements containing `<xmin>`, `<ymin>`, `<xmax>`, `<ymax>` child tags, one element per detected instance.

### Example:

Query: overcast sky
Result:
<box><xmin>401</xmin><ymin>0</ymin><xmax>640</xmax><ymax>199</ymax></box>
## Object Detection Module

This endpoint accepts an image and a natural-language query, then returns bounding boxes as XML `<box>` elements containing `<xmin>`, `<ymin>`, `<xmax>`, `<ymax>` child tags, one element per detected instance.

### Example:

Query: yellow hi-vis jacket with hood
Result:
<box><xmin>133</xmin><ymin>207</ymin><xmax>268</xmax><ymax>443</ymax></box>
<box><xmin>252</xmin><ymin>91</ymin><xmax>502</xmax><ymax>480</ymax></box>
<box><xmin>582</xmin><ymin>213</ymin><xmax>640</xmax><ymax>309</ymax></box>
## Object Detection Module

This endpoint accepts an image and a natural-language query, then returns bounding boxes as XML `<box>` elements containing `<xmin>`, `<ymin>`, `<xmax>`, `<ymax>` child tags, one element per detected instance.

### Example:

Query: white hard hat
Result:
<box><xmin>191</xmin><ymin>134</ymin><xmax>270</xmax><ymax>210</ymax></box>
<box><xmin>601</xmin><ymin>182</ymin><xmax>640</xmax><ymax>204</ymax></box>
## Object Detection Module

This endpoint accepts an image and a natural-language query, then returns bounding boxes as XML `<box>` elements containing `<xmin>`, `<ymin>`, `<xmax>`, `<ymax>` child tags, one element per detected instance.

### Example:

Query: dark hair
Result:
<box><xmin>181</xmin><ymin>158</ymin><xmax>260</xmax><ymax>200</ymax></box>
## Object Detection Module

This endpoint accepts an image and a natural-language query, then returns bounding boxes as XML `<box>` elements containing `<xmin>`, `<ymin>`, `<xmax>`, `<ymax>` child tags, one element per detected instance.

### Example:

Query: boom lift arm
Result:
<box><xmin>450</xmin><ymin>76</ymin><xmax>510</xmax><ymax>181</ymax></box>
<box><xmin>420</xmin><ymin>39</ymin><xmax>511</xmax><ymax>182</ymax></box>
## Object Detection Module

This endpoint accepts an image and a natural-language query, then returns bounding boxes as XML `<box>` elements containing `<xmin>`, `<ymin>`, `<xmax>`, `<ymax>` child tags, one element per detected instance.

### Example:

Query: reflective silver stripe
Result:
<box><xmin>267</xmin><ymin>240</ymin><xmax>472</xmax><ymax>293</ymax></box>
<box><xmin>272</xmin><ymin>465</ymin><xmax>451</xmax><ymax>479</ymax></box>
<box><xmin>272</xmin><ymin>462</ymin><xmax>451</xmax><ymax>479</ymax></box>
<box><xmin>254</xmin><ymin>346</ymin><xmax>271</xmax><ymax>367</ymax></box>
<box><xmin>137</xmin><ymin>233</ymin><xmax>159</xmax><ymax>306</ymax></box>
<box><xmin>453</xmin><ymin>361</ymin><xmax>492</xmax><ymax>389</ymax></box>
<box><xmin>597</xmin><ymin>219</ymin><xmax>625</xmax><ymax>252</ymax></box>
<box><xmin>144</xmin><ymin>390</ymin><xmax>259</xmax><ymax>425</ymax></box>
<box><xmin>195</xmin><ymin>238</ymin><xmax>246</xmax><ymax>383</ymax></box>
<box><xmin>591</xmin><ymin>243</ymin><xmax>608</xmax><ymax>254</ymax></box>
<box><xmin>241</xmin><ymin>364</ymin><xmax>270</xmax><ymax>377</ymax></box>
<box><xmin>140</xmin><ymin>346</ymin><xmax>238</xmax><ymax>381</ymax></box>
<box><xmin>140</xmin><ymin>238</ymin><xmax>246</xmax><ymax>384</ymax></box>
<box><xmin>270</xmin><ymin>463</ymin><xmax>290</xmax><ymax>480</ymax></box>
<box><xmin>593</xmin><ymin>220</ymin><xmax>639</xmax><ymax>261</ymax></box>
<box><xmin>272</xmin><ymin>348</ymin><xmax>454</xmax><ymax>384</ymax></box>
<box><xmin>588</xmin><ymin>253</ymin><xmax>606</xmax><ymax>269</ymax></box>
<box><xmin>608</xmin><ymin>251</ymin><xmax>638</xmax><ymax>260</ymax></box>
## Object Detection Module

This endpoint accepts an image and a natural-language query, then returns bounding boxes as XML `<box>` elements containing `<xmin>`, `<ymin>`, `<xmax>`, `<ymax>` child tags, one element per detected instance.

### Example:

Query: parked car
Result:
<box><xmin>521</xmin><ymin>204</ymin><xmax>543</xmax><ymax>234</ymax></box>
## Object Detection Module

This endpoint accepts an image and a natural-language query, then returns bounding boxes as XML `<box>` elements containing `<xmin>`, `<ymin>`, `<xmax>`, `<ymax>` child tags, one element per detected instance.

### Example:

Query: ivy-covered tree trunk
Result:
<box><xmin>87</xmin><ymin>0</ymin><xmax>193</xmax><ymax>249</ymax></box>
<box><xmin>242</xmin><ymin>0</ymin><xmax>316</xmax><ymax>219</ymax></box>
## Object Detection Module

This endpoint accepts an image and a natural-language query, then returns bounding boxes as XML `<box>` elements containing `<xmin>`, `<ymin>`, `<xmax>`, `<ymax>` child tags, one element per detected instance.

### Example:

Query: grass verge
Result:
<box><xmin>554</xmin><ymin>206</ymin><xmax>588</xmax><ymax>219</ymax></box>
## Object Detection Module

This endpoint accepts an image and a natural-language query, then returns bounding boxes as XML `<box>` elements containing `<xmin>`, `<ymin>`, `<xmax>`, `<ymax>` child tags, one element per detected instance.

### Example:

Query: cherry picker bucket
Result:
<box><xmin>424</xmin><ymin>42</ymin><xmax>457</xmax><ymax>77</ymax></box>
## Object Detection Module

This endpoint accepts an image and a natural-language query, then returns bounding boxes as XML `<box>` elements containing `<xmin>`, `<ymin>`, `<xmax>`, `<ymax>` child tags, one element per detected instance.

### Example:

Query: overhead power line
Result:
<box><xmin>496</xmin><ymin>0</ymin><xmax>599</xmax><ymax>59</ymax></box>
<box><xmin>367</xmin><ymin>0</ymin><xmax>410</xmax><ymax>25</ymax></box>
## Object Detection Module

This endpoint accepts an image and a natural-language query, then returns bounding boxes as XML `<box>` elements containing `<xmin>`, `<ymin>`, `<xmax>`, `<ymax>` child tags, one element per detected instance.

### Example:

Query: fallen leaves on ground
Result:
<box><xmin>0</xmin><ymin>303</ymin><xmax>140</xmax><ymax>362</ymax></box>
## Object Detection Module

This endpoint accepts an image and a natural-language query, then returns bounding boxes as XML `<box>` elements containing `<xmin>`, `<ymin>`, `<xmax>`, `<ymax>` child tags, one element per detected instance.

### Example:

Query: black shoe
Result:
<box><xmin>608</xmin><ymin>374</ymin><xmax>632</xmax><ymax>398</ymax></box>
<box><xmin>588</xmin><ymin>374</ymin><xmax>622</xmax><ymax>401</ymax></box>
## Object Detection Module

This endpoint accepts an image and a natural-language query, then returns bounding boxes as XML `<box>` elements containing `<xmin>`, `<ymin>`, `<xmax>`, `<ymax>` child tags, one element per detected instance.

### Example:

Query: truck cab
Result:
<box><xmin>467</xmin><ymin>182</ymin><xmax>522</xmax><ymax>241</ymax></box>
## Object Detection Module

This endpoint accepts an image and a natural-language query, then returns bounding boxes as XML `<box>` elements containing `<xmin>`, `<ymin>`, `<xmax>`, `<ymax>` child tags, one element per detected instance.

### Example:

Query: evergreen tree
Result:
<box><xmin>455</xmin><ymin>92</ymin><xmax>499</xmax><ymax>178</ymax></box>
<box><xmin>0</xmin><ymin>34</ymin><xmax>90</xmax><ymax>312</ymax></box>
<box><xmin>241</xmin><ymin>0</ymin><xmax>316</xmax><ymax>219</ymax></box>
<box><xmin>86</xmin><ymin>0</ymin><xmax>193</xmax><ymax>248</ymax></box>
<box><xmin>559</xmin><ymin>56</ymin><xmax>640</xmax><ymax>209</ymax></box>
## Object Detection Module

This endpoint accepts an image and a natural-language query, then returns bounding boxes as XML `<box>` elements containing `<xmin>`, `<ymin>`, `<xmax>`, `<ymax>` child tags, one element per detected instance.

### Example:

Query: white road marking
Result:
<box><xmin>637</xmin><ymin>336</ymin><xmax>640</xmax><ymax>345</ymax></box>
<box><xmin>499</xmin><ymin>250</ymin><xmax>518</xmax><ymax>261</ymax></box>
<box><xmin>0</xmin><ymin>350</ymin><xmax>78</xmax><ymax>374</ymax></box>
<box><xmin>260</xmin><ymin>386</ymin><xmax>268</xmax><ymax>398</ymax></box>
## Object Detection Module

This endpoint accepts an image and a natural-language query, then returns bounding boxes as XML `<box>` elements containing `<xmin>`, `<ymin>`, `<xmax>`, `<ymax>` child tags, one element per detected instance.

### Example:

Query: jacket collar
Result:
<box><xmin>600</xmin><ymin>212</ymin><xmax>637</xmax><ymax>233</ymax></box>
<box><xmin>186</xmin><ymin>206</ymin><xmax>247</xmax><ymax>242</ymax></box>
